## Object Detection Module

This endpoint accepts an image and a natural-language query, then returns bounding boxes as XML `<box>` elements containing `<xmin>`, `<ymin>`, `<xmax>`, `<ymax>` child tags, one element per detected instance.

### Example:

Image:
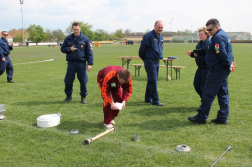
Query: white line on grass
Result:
<box><xmin>13</xmin><ymin>58</ymin><xmax>57</xmax><ymax>65</ymax></box>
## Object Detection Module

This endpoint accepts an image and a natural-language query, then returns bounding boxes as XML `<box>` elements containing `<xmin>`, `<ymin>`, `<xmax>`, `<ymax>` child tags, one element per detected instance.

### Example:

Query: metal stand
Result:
<box><xmin>163</xmin><ymin>59</ymin><xmax>172</xmax><ymax>80</ymax></box>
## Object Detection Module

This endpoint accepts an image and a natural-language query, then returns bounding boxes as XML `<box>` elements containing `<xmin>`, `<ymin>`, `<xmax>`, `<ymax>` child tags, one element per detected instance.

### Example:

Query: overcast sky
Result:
<box><xmin>1</xmin><ymin>0</ymin><xmax>251</xmax><ymax>34</ymax></box>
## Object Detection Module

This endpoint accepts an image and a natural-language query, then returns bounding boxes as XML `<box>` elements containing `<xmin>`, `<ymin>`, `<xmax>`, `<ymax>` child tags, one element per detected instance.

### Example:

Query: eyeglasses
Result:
<box><xmin>206</xmin><ymin>26</ymin><xmax>216</xmax><ymax>32</ymax></box>
<box><xmin>3</xmin><ymin>34</ymin><xmax>8</xmax><ymax>36</ymax></box>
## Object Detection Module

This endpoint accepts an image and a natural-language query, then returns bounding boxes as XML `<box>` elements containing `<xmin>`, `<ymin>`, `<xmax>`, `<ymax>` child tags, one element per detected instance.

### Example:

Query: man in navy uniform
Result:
<box><xmin>188</xmin><ymin>18</ymin><xmax>235</xmax><ymax>124</ymax></box>
<box><xmin>139</xmin><ymin>20</ymin><xmax>164</xmax><ymax>106</ymax></box>
<box><xmin>0</xmin><ymin>31</ymin><xmax>15</xmax><ymax>83</ymax></box>
<box><xmin>61</xmin><ymin>22</ymin><xmax>94</xmax><ymax>104</ymax></box>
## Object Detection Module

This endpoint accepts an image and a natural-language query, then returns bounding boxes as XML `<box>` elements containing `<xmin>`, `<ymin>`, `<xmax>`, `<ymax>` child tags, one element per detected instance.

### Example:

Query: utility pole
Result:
<box><xmin>20</xmin><ymin>0</ymin><xmax>24</xmax><ymax>44</ymax></box>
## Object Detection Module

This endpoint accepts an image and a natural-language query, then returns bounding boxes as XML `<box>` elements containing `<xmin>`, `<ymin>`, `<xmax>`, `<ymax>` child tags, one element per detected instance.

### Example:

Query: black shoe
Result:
<box><xmin>211</xmin><ymin>119</ymin><xmax>227</xmax><ymax>125</ymax></box>
<box><xmin>81</xmin><ymin>96</ymin><xmax>87</xmax><ymax>104</ymax></box>
<box><xmin>152</xmin><ymin>103</ymin><xmax>164</xmax><ymax>106</ymax></box>
<box><xmin>63</xmin><ymin>95</ymin><xmax>72</xmax><ymax>102</ymax></box>
<box><xmin>188</xmin><ymin>116</ymin><xmax>206</xmax><ymax>124</ymax></box>
<box><xmin>7</xmin><ymin>80</ymin><xmax>16</xmax><ymax>83</ymax></box>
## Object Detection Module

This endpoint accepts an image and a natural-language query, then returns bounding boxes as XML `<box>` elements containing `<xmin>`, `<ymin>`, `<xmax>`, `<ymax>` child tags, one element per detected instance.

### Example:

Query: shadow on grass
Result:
<box><xmin>133</xmin><ymin>107</ymin><xmax>197</xmax><ymax>115</ymax></box>
<box><xmin>11</xmin><ymin>100</ymin><xmax>87</xmax><ymax>105</ymax></box>
<box><xmin>126</xmin><ymin>101</ymin><xmax>198</xmax><ymax>116</ymax></box>
<box><xmin>125</xmin><ymin>119</ymin><xmax>194</xmax><ymax>131</ymax></box>
<box><xmin>250</xmin><ymin>147</ymin><xmax>252</xmax><ymax>158</ymax></box>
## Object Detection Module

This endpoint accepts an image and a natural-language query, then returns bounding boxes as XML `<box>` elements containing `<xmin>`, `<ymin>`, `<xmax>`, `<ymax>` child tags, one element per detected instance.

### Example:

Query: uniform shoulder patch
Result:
<box><xmin>90</xmin><ymin>43</ymin><xmax>93</xmax><ymax>50</ymax></box>
<box><xmin>215</xmin><ymin>43</ymin><xmax>220</xmax><ymax>53</ymax></box>
<box><xmin>215</xmin><ymin>44</ymin><xmax>219</xmax><ymax>50</ymax></box>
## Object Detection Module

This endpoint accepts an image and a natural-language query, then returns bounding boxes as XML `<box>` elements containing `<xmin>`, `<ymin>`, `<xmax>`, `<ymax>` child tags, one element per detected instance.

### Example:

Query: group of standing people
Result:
<box><xmin>1</xmin><ymin>18</ymin><xmax>235</xmax><ymax>129</ymax></box>
<box><xmin>126</xmin><ymin>40</ymin><xmax>134</xmax><ymax>45</ymax></box>
<box><xmin>138</xmin><ymin>19</ymin><xmax>235</xmax><ymax>125</ymax></box>
<box><xmin>60</xmin><ymin>19</ymin><xmax>235</xmax><ymax>128</ymax></box>
<box><xmin>187</xmin><ymin>19</ymin><xmax>235</xmax><ymax>124</ymax></box>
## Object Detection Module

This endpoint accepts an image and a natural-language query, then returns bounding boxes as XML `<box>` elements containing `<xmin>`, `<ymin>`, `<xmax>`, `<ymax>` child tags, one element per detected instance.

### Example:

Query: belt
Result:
<box><xmin>4</xmin><ymin>54</ymin><xmax>9</xmax><ymax>57</ymax></box>
<box><xmin>145</xmin><ymin>58</ymin><xmax>160</xmax><ymax>61</ymax></box>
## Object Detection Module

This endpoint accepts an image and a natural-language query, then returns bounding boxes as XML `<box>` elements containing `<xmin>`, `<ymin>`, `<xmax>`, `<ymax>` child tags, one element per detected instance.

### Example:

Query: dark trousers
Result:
<box><xmin>196</xmin><ymin>64</ymin><xmax>230</xmax><ymax>123</ymax></box>
<box><xmin>102</xmin><ymin>87</ymin><xmax>123</xmax><ymax>124</ymax></box>
<box><xmin>144</xmin><ymin>59</ymin><xmax>160</xmax><ymax>105</ymax></box>
<box><xmin>0</xmin><ymin>56</ymin><xmax>13</xmax><ymax>81</ymax></box>
<box><xmin>64</xmin><ymin>61</ymin><xmax>88</xmax><ymax>97</ymax></box>
<box><xmin>193</xmin><ymin>68</ymin><xmax>210</xmax><ymax>100</ymax></box>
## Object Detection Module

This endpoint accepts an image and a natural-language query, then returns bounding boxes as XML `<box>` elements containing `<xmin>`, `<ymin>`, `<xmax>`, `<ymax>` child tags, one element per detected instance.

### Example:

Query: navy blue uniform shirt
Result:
<box><xmin>191</xmin><ymin>39</ymin><xmax>211</xmax><ymax>69</ymax></box>
<box><xmin>0</xmin><ymin>37</ymin><xmax>13</xmax><ymax>57</ymax></box>
<box><xmin>61</xmin><ymin>33</ymin><xmax>93</xmax><ymax>65</ymax></box>
<box><xmin>139</xmin><ymin>30</ymin><xmax>163</xmax><ymax>60</ymax></box>
<box><xmin>206</xmin><ymin>29</ymin><xmax>234</xmax><ymax>70</ymax></box>
<box><xmin>0</xmin><ymin>41</ymin><xmax>3</xmax><ymax>59</ymax></box>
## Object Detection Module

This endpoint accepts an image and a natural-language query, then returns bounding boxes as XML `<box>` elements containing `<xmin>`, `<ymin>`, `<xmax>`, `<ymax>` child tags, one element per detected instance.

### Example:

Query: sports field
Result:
<box><xmin>0</xmin><ymin>43</ymin><xmax>251</xmax><ymax>166</ymax></box>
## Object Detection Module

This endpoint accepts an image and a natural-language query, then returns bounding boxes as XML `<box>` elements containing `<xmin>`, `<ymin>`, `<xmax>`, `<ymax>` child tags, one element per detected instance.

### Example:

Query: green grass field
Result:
<box><xmin>0</xmin><ymin>44</ymin><xmax>251</xmax><ymax>167</ymax></box>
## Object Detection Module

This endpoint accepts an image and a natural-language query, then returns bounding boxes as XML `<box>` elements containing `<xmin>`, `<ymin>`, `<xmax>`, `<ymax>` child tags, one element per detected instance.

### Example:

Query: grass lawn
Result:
<box><xmin>0</xmin><ymin>43</ymin><xmax>251</xmax><ymax>166</ymax></box>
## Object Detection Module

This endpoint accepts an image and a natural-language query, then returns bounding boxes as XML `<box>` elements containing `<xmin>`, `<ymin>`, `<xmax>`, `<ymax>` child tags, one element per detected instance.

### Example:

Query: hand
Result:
<box><xmin>87</xmin><ymin>65</ymin><xmax>92</xmax><ymax>71</ymax></box>
<box><xmin>121</xmin><ymin>101</ymin><xmax>126</xmax><ymax>110</ymax></box>
<box><xmin>187</xmin><ymin>51</ymin><xmax>191</xmax><ymax>56</ymax></box>
<box><xmin>230</xmin><ymin>61</ymin><xmax>237</xmax><ymax>72</ymax></box>
<box><xmin>194</xmin><ymin>53</ymin><xmax>198</xmax><ymax>57</ymax></box>
<box><xmin>1</xmin><ymin>57</ymin><xmax>5</xmax><ymax>62</ymax></box>
<box><xmin>70</xmin><ymin>45</ymin><xmax>77</xmax><ymax>52</ymax></box>
<box><xmin>10</xmin><ymin>43</ymin><xmax>14</xmax><ymax>47</ymax></box>
<box><xmin>110</xmin><ymin>102</ymin><xmax>119</xmax><ymax>110</ymax></box>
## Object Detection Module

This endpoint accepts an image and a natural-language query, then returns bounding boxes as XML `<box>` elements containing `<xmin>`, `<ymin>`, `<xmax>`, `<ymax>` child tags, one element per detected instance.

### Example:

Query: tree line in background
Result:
<box><xmin>9</xmin><ymin>20</ymin><xmax>199</xmax><ymax>43</ymax></box>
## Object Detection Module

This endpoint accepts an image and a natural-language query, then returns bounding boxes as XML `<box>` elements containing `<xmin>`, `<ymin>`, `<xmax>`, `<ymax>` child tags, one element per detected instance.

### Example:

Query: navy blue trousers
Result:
<box><xmin>144</xmin><ymin>59</ymin><xmax>160</xmax><ymax>105</ymax></box>
<box><xmin>64</xmin><ymin>61</ymin><xmax>88</xmax><ymax>97</ymax></box>
<box><xmin>196</xmin><ymin>64</ymin><xmax>230</xmax><ymax>123</ymax></box>
<box><xmin>193</xmin><ymin>68</ymin><xmax>209</xmax><ymax>100</ymax></box>
<box><xmin>0</xmin><ymin>56</ymin><xmax>13</xmax><ymax>81</ymax></box>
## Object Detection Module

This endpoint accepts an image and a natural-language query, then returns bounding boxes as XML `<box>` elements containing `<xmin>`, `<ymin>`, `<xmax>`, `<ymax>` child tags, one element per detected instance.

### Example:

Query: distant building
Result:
<box><xmin>226</xmin><ymin>32</ymin><xmax>251</xmax><ymax>40</ymax></box>
<box><xmin>126</xmin><ymin>32</ymin><xmax>172</xmax><ymax>43</ymax></box>
<box><xmin>0</xmin><ymin>29</ymin><xmax>28</xmax><ymax>43</ymax></box>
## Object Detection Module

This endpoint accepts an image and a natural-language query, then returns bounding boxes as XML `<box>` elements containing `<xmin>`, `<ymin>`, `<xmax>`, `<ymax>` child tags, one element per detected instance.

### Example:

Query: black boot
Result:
<box><xmin>81</xmin><ymin>96</ymin><xmax>87</xmax><ymax>104</ymax></box>
<box><xmin>63</xmin><ymin>95</ymin><xmax>72</xmax><ymax>102</ymax></box>
<box><xmin>7</xmin><ymin>80</ymin><xmax>16</xmax><ymax>83</ymax></box>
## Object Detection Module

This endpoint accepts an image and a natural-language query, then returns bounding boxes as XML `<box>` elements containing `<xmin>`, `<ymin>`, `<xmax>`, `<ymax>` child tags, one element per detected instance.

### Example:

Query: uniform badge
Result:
<box><xmin>90</xmin><ymin>43</ymin><xmax>93</xmax><ymax>50</ymax></box>
<box><xmin>111</xmin><ymin>83</ymin><xmax>116</xmax><ymax>87</ymax></box>
<box><xmin>81</xmin><ymin>44</ymin><xmax>83</xmax><ymax>49</ymax></box>
<box><xmin>215</xmin><ymin>44</ymin><xmax>219</xmax><ymax>54</ymax></box>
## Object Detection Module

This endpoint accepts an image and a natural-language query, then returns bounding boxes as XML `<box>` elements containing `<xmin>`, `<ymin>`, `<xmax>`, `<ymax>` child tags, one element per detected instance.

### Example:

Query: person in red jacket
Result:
<box><xmin>97</xmin><ymin>66</ymin><xmax>133</xmax><ymax>128</ymax></box>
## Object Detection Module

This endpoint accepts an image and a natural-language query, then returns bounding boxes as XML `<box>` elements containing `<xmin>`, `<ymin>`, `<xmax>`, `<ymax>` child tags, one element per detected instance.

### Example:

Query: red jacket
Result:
<box><xmin>97</xmin><ymin>66</ymin><xmax>132</xmax><ymax>104</ymax></box>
